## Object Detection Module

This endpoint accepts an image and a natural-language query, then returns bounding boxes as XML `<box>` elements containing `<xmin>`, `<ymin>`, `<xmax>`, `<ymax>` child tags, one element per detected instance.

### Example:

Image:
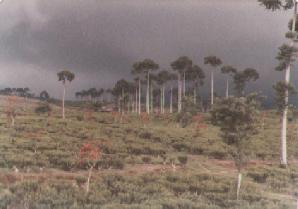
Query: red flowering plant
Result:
<box><xmin>192</xmin><ymin>114</ymin><xmax>207</xmax><ymax>132</ymax></box>
<box><xmin>140</xmin><ymin>112</ymin><xmax>150</xmax><ymax>126</ymax></box>
<box><xmin>78</xmin><ymin>143</ymin><xmax>101</xmax><ymax>194</ymax></box>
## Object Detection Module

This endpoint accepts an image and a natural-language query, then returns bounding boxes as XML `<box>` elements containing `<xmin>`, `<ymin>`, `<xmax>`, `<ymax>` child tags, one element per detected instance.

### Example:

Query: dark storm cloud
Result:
<box><xmin>0</xmin><ymin>0</ymin><xmax>294</xmax><ymax>99</ymax></box>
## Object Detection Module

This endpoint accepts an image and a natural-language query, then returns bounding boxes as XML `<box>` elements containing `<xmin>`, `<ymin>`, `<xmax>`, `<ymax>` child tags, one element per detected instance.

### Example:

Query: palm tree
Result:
<box><xmin>105</xmin><ymin>88</ymin><xmax>113</xmax><ymax>103</ymax></box>
<box><xmin>81</xmin><ymin>90</ymin><xmax>88</xmax><ymax>101</ymax></box>
<box><xmin>149</xmin><ymin>73</ymin><xmax>158</xmax><ymax>113</ymax></box>
<box><xmin>171</xmin><ymin>56</ymin><xmax>193</xmax><ymax>112</ymax></box>
<box><xmin>233</xmin><ymin>68</ymin><xmax>259</xmax><ymax>96</ymax></box>
<box><xmin>204</xmin><ymin>56</ymin><xmax>222</xmax><ymax>106</ymax></box>
<box><xmin>57</xmin><ymin>70</ymin><xmax>75</xmax><ymax>119</ymax></box>
<box><xmin>132</xmin><ymin>59</ymin><xmax>159</xmax><ymax>114</ymax></box>
<box><xmin>75</xmin><ymin>91</ymin><xmax>82</xmax><ymax>100</ymax></box>
<box><xmin>40</xmin><ymin>90</ymin><xmax>50</xmax><ymax>101</ymax></box>
<box><xmin>132</xmin><ymin>77</ymin><xmax>142</xmax><ymax>114</ymax></box>
<box><xmin>87</xmin><ymin>88</ymin><xmax>97</xmax><ymax>102</ymax></box>
<box><xmin>156</xmin><ymin>70</ymin><xmax>172</xmax><ymax>114</ymax></box>
<box><xmin>221</xmin><ymin>65</ymin><xmax>237</xmax><ymax>98</ymax></box>
<box><xmin>113</xmin><ymin>79</ymin><xmax>130</xmax><ymax>113</ymax></box>
<box><xmin>258</xmin><ymin>0</ymin><xmax>298</xmax><ymax>167</ymax></box>
<box><xmin>168</xmin><ymin>73</ymin><xmax>178</xmax><ymax>113</ymax></box>
<box><xmin>187</xmin><ymin>65</ymin><xmax>205</xmax><ymax>105</ymax></box>
<box><xmin>132</xmin><ymin>78</ymin><xmax>140</xmax><ymax>113</ymax></box>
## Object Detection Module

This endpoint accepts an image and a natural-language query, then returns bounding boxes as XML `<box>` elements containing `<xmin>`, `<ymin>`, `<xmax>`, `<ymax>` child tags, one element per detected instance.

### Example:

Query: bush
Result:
<box><xmin>142</xmin><ymin>156</ymin><xmax>152</xmax><ymax>163</ymax></box>
<box><xmin>76</xmin><ymin>115</ymin><xmax>84</xmax><ymax>121</ymax></box>
<box><xmin>35</xmin><ymin>103</ymin><xmax>51</xmax><ymax>114</ymax></box>
<box><xmin>75</xmin><ymin>176</ymin><xmax>87</xmax><ymax>185</ymax></box>
<box><xmin>139</xmin><ymin>131</ymin><xmax>152</xmax><ymax>140</ymax></box>
<box><xmin>177</xmin><ymin>156</ymin><xmax>188</xmax><ymax>165</ymax></box>
<box><xmin>247</xmin><ymin>170</ymin><xmax>269</xmax><ymax>183</ymax></box>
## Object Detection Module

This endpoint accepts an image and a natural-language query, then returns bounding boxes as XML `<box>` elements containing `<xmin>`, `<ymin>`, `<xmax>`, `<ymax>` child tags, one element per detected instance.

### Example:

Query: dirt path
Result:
<box><xmin>0</xmin><ymin>163</ymin><xmax>179</xmax><ymax>185</ymax></box>
<box><xmin>2</xmin><ymin>157</ymin><xmax>298</xmax><ymax>186</ymax></box>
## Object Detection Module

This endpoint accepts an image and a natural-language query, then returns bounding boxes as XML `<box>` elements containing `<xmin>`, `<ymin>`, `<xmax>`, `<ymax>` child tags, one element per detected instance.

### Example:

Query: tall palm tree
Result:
<box><xmin>233</xmin><ymin>68</ymin><xmax>259</xmax><ymax>96</ymax></box>
<box><xmin>87</xmin><ymin>88</ymin><xmax>97</xmax><ymax>102</ymax></box>
<box><xmin>149</xmin><ymin>73</ymin><xmax>158</xmax><ymax>113</ymax></box>
<box><xmin>97</xmin><ymin>88</ymin><xmax>104</xmax><ymax>102</ymax></box>
<box><xmin>75</xmin><ymin>91</ymin><xmax>82</xmax><ymax>100</ymax></box>
<box><xmin>57</xmin><ymin>70</ymin><xmax>75</xmax><ymax>119</ymax></box>
<box><xmin>204</xmin><ymin>56</ymin><xmax>222</xmax><ymax>106</ymax></box>
<box><xmin>187</xmin><ymin>65</ymin><xmax>205</xmax><ymax>105</ymax></box>
<box><xmin>132</xmin><ymin>59</ymin><xmax>159</xmax><ymax>114</ymax></box>
<box><xmin>113</xmin><ymin>79</ymin><xmax>130</xmax><ymax>113</ymax></box>
<box><xmin>168</xmin><ymin>73</ymin><xmax>178</xmax><ymax>113</ymax></box>
<box><xmin>105</xmin><ymin>88</ymin><xmax>113</xmax><ymax>103</ymax></box>
<box><xmin>221</xmin><ymin>65</ymin><xmax>237</xmax><ymax>98</ymax></box>
<box><xmin>40</xmin><ymin>90</ymin><xmax>50</xmax><ymax>101</ymax></box>
<box><xmin>156</xmin><ymin>70</ymin><xmax>172</xmax><ymax>114</ymax></box>
<box><xmin>171</xmin><ymin>56</ymin><xmax>193</xmax><ymax>112</ymax></box>
<box><xmin>258</xmin><ymin>0</ymin><xmax>298</xmax><ymax>167</ymax></box>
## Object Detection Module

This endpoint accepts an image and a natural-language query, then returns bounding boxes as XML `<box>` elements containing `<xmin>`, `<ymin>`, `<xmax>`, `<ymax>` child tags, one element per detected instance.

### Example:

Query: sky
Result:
<box><xmin>0</xmin><ymin>0</ymin><xmax>294</xmax><ymax>101</ymax></box>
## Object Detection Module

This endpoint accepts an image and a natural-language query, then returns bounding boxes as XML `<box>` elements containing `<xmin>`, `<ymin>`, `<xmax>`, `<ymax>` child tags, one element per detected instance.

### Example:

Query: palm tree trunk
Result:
<box><xmin>178</xmin><ymin>74</ymin><xmax>182</xmax><ymax>112</ymax></box>
<box><xmin>236</xmin><ymin>172</ymin><xmax>242</xmax><ymax>200</ymax></box>
<box><xmin>160</xmin><ymin>88</ymin><xmax>163</xmax><ymax>113</ymax></box>
<box><xmin>86</xmin><ymin>166</ymin><xmax>93</xmax><ymax>194</ymax></box>
<box><xmin>146</xmin><ymin>71</ymin><xmax>150</xmax><ymax>114</ymax></box>
<box><xmin>150</xmin><ymin>83</ymin><xmax>153</xmax><ymax>113</ymax></box>
<box><xmin>118</xmin><ymin>97</ymin><xmax>121</xmax><ymax>113</ymax></box>
<box><xmin>211</xmin><ymin>69</ymin><xmax>214</xmax><ymax>106</ymax></box>
<box><xmin>135</xmin><ymin>87</ymin><xmax>138</xmax><ymax>113</ymax></box>
<box><xmin>170</xmin><ymin>87</ymin><xmax>173</xmax><ymax>114</ymax></box>
<box><xmin>183</xmin><ymin>71</ymin><xmax>186</xmax><ymax>97</ymax></box>
<box><xmin>193</xmin><ymin>87</ymin><xmax>196</xmax><ymax>104</ymax></box>
<box><xmin>138</xmin><ymin>79</ymin><xmax>141</xmax><ymax>115</ymax></box>
<box><xmin>122</xmin><ymin>88</ymin><xmax>124</xmax><ymax>113</ymax></box>
<box><xmin>163</xmin><ymin>85</ymin><xmax>165</xmax><ymax>114</ymax></box>
<box><xmin>62</xmin><ymin>83</ymin><xmax>66</xmax><ymax>119</ymax></box>
<box><xmin>226</xmin><ymin>77</ymin><xmax>229</xmax><ymax>98</ymax></box>
<box><xmin>280</xmin><ymin>2</ymin><xmax>297</xmax><ymax>167</ymax></box>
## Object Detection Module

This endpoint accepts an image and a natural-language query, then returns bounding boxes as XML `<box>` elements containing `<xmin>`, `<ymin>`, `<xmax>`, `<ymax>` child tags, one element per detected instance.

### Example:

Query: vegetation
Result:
<box><xmin>0</xmin><ymin>0</ymin><xmax>298</xmax><ymax>208</ymax></box>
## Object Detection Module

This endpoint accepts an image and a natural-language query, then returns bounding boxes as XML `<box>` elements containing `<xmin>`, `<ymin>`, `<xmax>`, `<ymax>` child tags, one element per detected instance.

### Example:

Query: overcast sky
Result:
<box><xmin>0</xmin><ymin>0</ymin><xmax>294</xmax><ymax>100</ymax></box>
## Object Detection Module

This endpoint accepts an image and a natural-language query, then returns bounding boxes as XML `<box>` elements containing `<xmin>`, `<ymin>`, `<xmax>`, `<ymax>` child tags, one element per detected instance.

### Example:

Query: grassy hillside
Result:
<box><xmin>0</xmin><ymin>96</ymin><xmax>298</xmax><ymax>208</ymax></box>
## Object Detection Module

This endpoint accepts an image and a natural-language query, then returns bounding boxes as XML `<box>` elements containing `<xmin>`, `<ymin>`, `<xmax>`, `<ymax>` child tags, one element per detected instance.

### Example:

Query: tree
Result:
<box><xmin>112</xmin><ymin>79</ymin><xmax>130</xmax><ymax>113</ymax></box>
<box><xmin>87</xmin><ymin>88</ymin><xmax>97</xmax><ymax>102</ymax></box>
<box><xmin>75</xmin><ymin>91</ymin><xmax>82</xmax><ymax>100</ymax></box>
<box><xmin>187</xmin><ymin>65</ymin><xmax>205</xmax><ymax>105</ymax></box>
<box><xmin>78</xmin><ymin>143</ymin><xmax>101</xmax><ymax>194</ymax></box>
<box><xmin>105</xmin><ymin>88</ymin><xmax>113</xmax><ymax>103</ymax></box>
<box><xmin>233</xmin><ymin>68</ymin><xmax>259</xmax><ymax>96</ymax></box>
<box><xmin>204</xmin><ymin>56</ymin><xmax>222</xmax><ymax>105</ymax></box>
<box><xmin>273</xmin><ymin>81</ymin><xmax>296</xmax><ymax>112</ymax></box>
<box><xmin>258</xmin><ymin>0</ymin><xmax>298</xmax><ymax>168</ymax></box>
<box><xmin>156</xmin><ymin>70</ymin><xmax>172</xmax><ymax>114</ymax></box>
<box><xmin>5</xmin><ymin>96</ymin><xmax>18</xmax><ymax>127</ymax></box>
<box><xmin>168</xmin><ymin>73</ymin><xmax>178</xmax><ymax>113</ymax></box>
<box><xmin>97</xmin><ymin>88</ymin><xmax>104</xmax><ymax>102</ymax></box>
<box><xmin>221</xmin><ymin>65</ymin><xmax>237</xmax><ymax>98</ymax></box>
<box><xmin>171</xmin><ymin>56</ymin><xmax>193</xmax><ymax>112</ymax></box>
<box><xmin>57</xmin><ymin>70</ymin><xmax>75</xmax><ymax>119</ymax></box>
<box><xmin>132</xmin><ymin>59</ymin><xmax>159</xmax><ymax>114</ymax></box>
<box><xmin>40</xmin><ymin>90</ymin><xmax>50</xmax><ymax>101</ymax></box>
<box><xmin>149</xmin><ymin>73</ymin><xmax>158</xmax><ymax>113</ymax></box>
<box><xmin>210</xmin><ymin>95</ymin><xmax>260</xmax><ymax>200</ymax></box>
<box><xmin>132</xmin><ymin>76</ymin><xmax>142</xmax><ymax>114</ymax></box>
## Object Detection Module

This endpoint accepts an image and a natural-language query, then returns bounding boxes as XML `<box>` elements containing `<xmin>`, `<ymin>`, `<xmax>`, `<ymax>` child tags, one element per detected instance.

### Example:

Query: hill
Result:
<box><xmin>0</xmin><ymin>96</ymin><xmax>297</xmax><ymax>208</ymax></box>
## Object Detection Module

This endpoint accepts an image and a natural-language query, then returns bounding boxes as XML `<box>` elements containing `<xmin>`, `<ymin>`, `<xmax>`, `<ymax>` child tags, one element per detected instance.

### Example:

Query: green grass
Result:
<box><xmin>0</xmin><ymin>99</ymin><xmax>297</xmax><ymax>208</ymax></box>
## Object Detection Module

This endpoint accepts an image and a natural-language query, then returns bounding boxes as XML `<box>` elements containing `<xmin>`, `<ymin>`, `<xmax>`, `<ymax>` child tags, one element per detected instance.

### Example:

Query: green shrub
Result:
<box><xmin>177</xmin><ymin>156</ymin><xmax>188</xmax><ymax>165</ymax></box>
<box><xmin>142</xmin><ymin>156</ymin><xmax>152</xmax><ymax>163</ymax></box>
<box><xmin>35</xmin><ymin>103</ymin><xmax>51</xmax><ymax>114</ymax></box>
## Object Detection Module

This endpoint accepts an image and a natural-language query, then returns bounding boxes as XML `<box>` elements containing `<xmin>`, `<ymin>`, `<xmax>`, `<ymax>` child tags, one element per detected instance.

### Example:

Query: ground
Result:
<box><xmin>0</xmin><ymin>96</ymin><xmax>298</xmax><ymax>208</ymax></box>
